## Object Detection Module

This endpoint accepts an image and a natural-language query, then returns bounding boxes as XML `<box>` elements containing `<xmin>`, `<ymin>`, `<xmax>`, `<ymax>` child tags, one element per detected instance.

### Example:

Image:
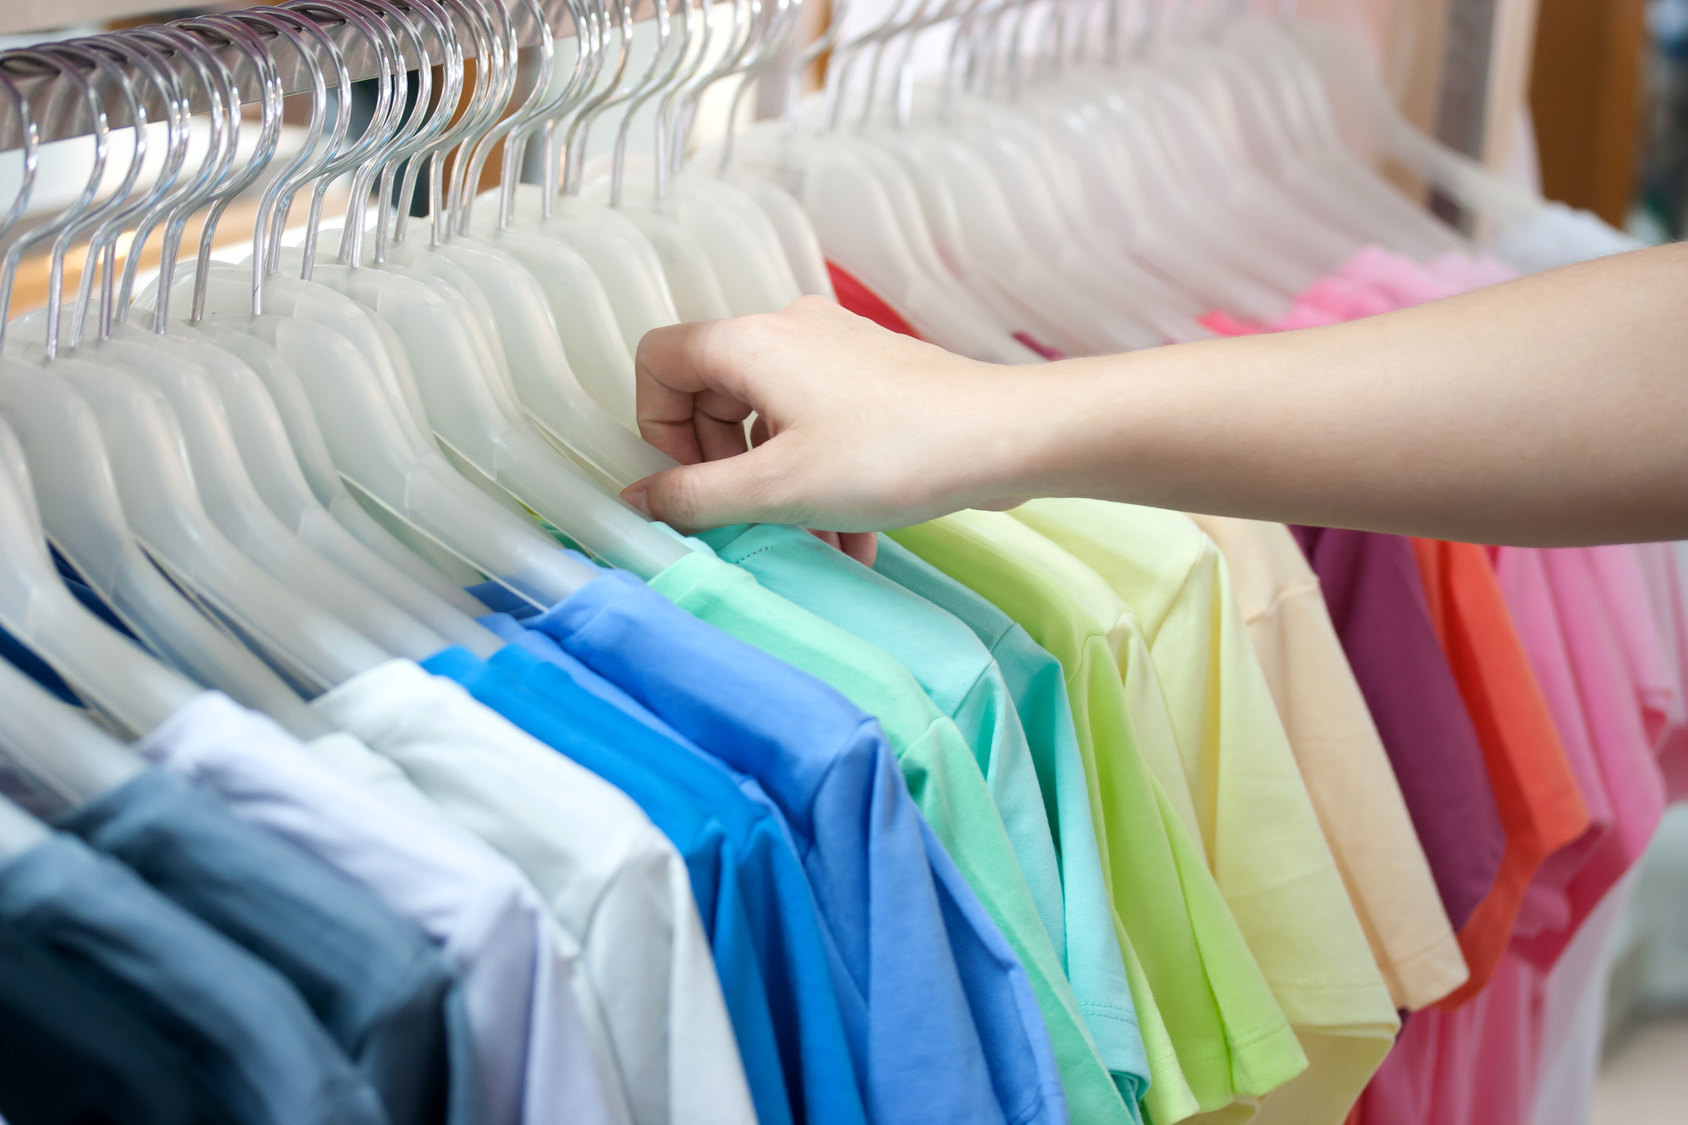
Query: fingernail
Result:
<box><xmin>622</xmin><ymin>487</ymin><xmax>650</xmax><ymax>516</ymax></box>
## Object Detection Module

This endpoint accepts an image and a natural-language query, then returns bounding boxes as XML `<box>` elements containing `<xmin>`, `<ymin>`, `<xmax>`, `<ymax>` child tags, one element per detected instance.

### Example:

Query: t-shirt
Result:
<box><xmin>1186</xmin><ymin>515</ymin><xmax>1467</xmax><ymax>1012</ymax></box>
<box><xmin>872</xmin><ymin>534</ymin><xmax>1152</xmax><ymax>1113</ymax></box>
<box><xmin>689</xmin><ymin>524</ymin><xmax>1123</xmax><ymax>1125</ymax></box>
<box><xmin>0</xmin><ymin>832</ymin><xmax>389</xmax><ymax>1125</ymax></box>
<box><xmin>1407</xmin><ymin>539</ymin><xmax>1589</xmax><ymax>1007</ymax></box>
<box><xmin>0</xmin><ymin>920</ymin><xmax>209</xmax><ymax>1124</ymax></box>
<box><xmin>696</xmin><ymin>523</ymin><xmax>1063</xmax><ymax>950</ymax></box>
<box><xmin>1641</xmin><ymin>543</ymin><xmax>1688</xmax><ymax>799</ymax></box>
<box><xmin>312</xmin><ymin>658</ymin><xmax>756</xmax><ymax>1125</ymax></box>
<box><xmin>139</xmin><ymin>690</ymin><xmax>617</xmax><ymax>1125</ymax></box>
<box><xmin>59</xmin><ymin>768</ymin><xmax>463</xmax><ymax>1125</ymax></box>
<box><xmin>426</xmin><ymin>643</ymin><xmax>809</xmax><ymax>1125</ymax></box>
<box><xmin>475</xmin><ymin>634</ymin><xmax>868</xmax><ymax>1125</ymax></box>
<box><xmin>890</xmin><ymin>511</ymin><xmax>1307</xmax><ymax>1125</ymax></box>
<box><xmin>1489</xmin><ymin>546</ymin><xmax>1614</xmax><ymax>953</ymax></box>
<box><xmin>1005</xmin><ymin>501</ymin><xmax>1397</xmax><ymax>1125</ymax></box>
<box><xmin>1288</xmin><ymin>527</ymin><xmax>1505</xmax><ymax>935</ymax></box>
<box><xmin>1506</xmin><ymin>550</ymin><xmax>1666</xmax><ymax>967</ymax></box>
<box><xmin>526</xmin><ymin>561</ymin><xmax>1065</xmax><ymax>1125</ymax></box>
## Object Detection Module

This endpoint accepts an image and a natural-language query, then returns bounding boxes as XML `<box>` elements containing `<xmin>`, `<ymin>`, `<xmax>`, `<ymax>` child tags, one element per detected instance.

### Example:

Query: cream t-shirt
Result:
<box><xmin>1009</xmin><ymin>501</ymin><xmax>1399</xmax><ymax>1125</ymax></box>
<box><xmin>1186</xmin><ymin>514</ymin><xmax>1469</xmax><ymax>1011</ymax></box>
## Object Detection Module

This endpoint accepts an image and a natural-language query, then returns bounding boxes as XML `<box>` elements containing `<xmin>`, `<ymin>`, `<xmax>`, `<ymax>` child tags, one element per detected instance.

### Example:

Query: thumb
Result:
<box><xmin>621</xmin><ymin>444</ymin><xmax>792</xmax><ymax>533</ymax></box>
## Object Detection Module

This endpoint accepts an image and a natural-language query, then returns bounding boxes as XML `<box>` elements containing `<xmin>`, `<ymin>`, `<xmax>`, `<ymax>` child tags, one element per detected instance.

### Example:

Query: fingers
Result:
<box><xmin>837</xmin><ymin>532</ymin><xmax>879</xmax><ymax>567</ymax></box>
<box><xmin>621</xmin><ymin>442</ymin><xmax>794</xmax><ymax>533</ymax></box>
<box><xmin>634</xmin><ymin>319</ymin><xmax>759</xmax><ymax>465</ymax></box>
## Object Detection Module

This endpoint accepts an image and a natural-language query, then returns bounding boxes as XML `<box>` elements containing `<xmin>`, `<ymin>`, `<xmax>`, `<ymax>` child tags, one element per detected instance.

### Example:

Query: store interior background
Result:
<box><xmin>1</xmin><ymin>0</ymin><xmax>1686</xmax><ymax>1120</ymax></box>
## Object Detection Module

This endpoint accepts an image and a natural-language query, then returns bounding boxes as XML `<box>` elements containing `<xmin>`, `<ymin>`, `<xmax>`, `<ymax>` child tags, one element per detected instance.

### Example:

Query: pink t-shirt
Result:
<box><xmin>1637</xmin><ymin>542</ymin><xmax>1688</xmax><ymax>799</ymax></box>
<box><xmin>1334</xmin><ymin>245</ymin><xmax>1460</xmax><ymax>307</ymax></box>
<box><xmin>1508</xmin><ymin>549</ymin><xmax>1666</xmax><ymax>968</ymax></box>
<box><xmin>1490</xmin><ymin>547</ymin><xmax>1613</xmax><ymax>944</ymax></box>
<box><xmin>1584</xmin><ymin>544</ymin><xmax>1680</xmax><ymax>746</ymax></box>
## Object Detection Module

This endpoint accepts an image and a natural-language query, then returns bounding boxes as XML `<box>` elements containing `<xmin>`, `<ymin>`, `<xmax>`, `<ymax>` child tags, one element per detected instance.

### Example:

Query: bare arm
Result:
<box><xmin>623</xmin><ymin>243</ymin><xmax>1688</xmax><ymax>547</ymax></box>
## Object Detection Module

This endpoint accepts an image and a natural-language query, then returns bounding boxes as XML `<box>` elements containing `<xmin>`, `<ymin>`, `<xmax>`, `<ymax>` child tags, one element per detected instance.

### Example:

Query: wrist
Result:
<box><xmin>969</xmin><ymin>353</ymin><xmax>1156</xmax><ymax>509</ymax></box>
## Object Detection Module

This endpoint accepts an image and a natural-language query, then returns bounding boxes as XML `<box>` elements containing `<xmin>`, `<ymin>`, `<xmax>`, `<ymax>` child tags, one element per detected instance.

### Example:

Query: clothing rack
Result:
<box><xmin>0</xmin><ymin>0</ymin><xmax>657</xmax><ymax>151</ymax></box>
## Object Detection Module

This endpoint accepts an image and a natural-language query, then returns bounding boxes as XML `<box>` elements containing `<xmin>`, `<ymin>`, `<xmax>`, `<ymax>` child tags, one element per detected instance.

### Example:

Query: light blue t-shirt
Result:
<box><xmin>420</xmin><ymin>645</ymin><xmax>812</xmax><ymax>1125</ymax></box>
<box><xmin>527</xmin><ymin>566</ymin><xmax>1065</xmax><ymax>1125</ymax></box>
<box><xmin>873</xmin><ymin>535</ymin><xmax>1150</xmax><ymax>1113</ymax></box>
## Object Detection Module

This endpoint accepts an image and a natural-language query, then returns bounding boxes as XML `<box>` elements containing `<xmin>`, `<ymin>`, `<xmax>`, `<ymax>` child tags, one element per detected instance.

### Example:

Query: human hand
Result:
<box><xmin>620</xmin><ymin>297</ymin><xmax>1032</xmax><ymax>553</ymax></box>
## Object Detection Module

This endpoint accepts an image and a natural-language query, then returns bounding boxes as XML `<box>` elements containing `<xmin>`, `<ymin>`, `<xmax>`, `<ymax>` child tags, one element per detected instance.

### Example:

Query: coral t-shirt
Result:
<box><xmin>1407</xmin><ymin>539</ymin><xmax>1590</xmax><ymax>1007</ymax></box>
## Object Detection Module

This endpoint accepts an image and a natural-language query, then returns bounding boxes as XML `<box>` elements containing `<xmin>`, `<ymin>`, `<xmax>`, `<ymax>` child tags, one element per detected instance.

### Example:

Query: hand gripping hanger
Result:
<box><xmin>0</xmin><ymin>55</ymin><xmax>200</xmax><ymax>738</ymax></box>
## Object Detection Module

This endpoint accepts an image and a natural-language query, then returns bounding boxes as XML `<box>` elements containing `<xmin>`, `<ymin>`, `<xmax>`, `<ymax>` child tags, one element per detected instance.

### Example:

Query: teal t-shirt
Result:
<box><xmin>873</xmin><ymin>535</ymin><xmax>1150</xmax><ymax>1116</ymax></box>
<box><xmin>692</xmin><ymin>523</ymin><xmax>1140</xmax><ymax>1125</ymax></box>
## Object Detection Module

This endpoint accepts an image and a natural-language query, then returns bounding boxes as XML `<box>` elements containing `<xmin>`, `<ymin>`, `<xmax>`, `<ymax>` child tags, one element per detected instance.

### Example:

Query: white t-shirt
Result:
<box><xmin>312</xmin><ymin>659</ymin><xmax>756</xmax><ymax>1125</ymax></box>
<box><xmin>137</xmin><ymin>691</ymin><xmax>621</xmax><ymax>1125</ymax></box>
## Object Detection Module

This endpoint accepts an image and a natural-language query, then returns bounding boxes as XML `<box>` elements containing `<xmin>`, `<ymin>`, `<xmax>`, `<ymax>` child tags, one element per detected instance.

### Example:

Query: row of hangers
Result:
<box><xmin>715</xmin><ymin>0</ymin><xmax>1548</xmax><ymax>359</ymax></box>
<box><xmin>0</xmin><ymin>0</ymin><xmax>1554</xmax><ymax>852</ymax></box>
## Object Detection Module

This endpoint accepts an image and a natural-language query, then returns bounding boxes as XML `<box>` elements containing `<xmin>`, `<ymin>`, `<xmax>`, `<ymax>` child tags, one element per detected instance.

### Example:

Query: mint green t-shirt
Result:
<box><xmin>653</xmin><ymin>538</ymin><xmax>1139</xmax><ymax>1125</ymax></box>
<box><xmin>873</xmin><ymin>535</ymin><xmax>1151</xmax><ymax>1115</ymax></box>
<box><xmin>696</xmin><ymin>524</ymin><xmax>1064</xmax><ymax>944</ymax></box>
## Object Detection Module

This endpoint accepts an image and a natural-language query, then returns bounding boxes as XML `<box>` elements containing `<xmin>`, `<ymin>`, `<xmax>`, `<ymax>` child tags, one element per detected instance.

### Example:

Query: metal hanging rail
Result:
<box><xmin>0</xmin><ymin>0</ymin><xmax>654</xmax><ymax>151</ymax></box>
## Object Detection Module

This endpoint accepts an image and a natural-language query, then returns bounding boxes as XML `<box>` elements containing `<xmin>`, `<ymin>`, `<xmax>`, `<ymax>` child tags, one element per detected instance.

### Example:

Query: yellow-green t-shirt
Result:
<box><xmin>1009</xmin><ymin>501</ymin><xmax>1399</xmax><ymax>1125</ymax></box>
<box><xmin>890</xmin><ymin>512</ymin><xmax>1307</xmax><ymax>1124</ymax></box>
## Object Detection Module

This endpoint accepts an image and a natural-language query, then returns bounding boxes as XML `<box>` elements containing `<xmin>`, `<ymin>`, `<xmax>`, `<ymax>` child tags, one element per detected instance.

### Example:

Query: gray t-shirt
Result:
<box><xmin>0</xmin><ymin>833</ymin><xmax>389</xmax><ymax>1125</ymax></box>
<box><xmin>60</xmin><ymin>770</ymin><xmax>469</xmax><ymax>1125</ymax></box>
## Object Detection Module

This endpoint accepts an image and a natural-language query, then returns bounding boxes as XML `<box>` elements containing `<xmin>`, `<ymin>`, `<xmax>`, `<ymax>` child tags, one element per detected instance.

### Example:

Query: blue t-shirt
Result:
<box><xmin>526</xmin><ymin>567</ymin><xmax>1060</xmax><ymax>1125</ymax></box>
<box><xmin>467</xmin><ymin>623</ymin><xmax>867</xmax><ymax>1125</ymax></box>
<box><xmin>419</xmin><ymin>645</ymin><xmax>798</xmax><ymax>1125</ymax></box>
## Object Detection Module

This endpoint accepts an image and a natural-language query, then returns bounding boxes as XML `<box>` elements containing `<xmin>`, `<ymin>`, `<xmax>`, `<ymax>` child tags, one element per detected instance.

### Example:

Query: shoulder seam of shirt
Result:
<box><xmin>582</xmin><ymin>821</ymin><xmax>689</xmax><ymax>940</ymax></box>
<box><xmin>1243</xmin><ymin>579</ymin><xmax>1325</xmax><ymax>627</ymax></box>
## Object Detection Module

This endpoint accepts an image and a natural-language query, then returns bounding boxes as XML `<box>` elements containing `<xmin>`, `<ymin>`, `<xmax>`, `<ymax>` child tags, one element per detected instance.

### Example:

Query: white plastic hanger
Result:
<box><xmin>0</xmin><ymin>409</ymin><xmax>198</xmax><ymax>736</ymax></box>
<box><xmin>28</xmin><ymin>31</ymin><xmax>445</xmax><ymax>666</ymax></box>
<box><xmin>377</xmin><ymin>0</ymin><xmax>669</xmax><ymax>481</ymax></box>
<box><xmin>0</xmin><ymin>656</ymin><xmax>143</xmax><ymax>817</ymax></box>
<box><xmin>0</xmin><ymin>39</ymin><xmax>381</xmax><ymax>707</ymax></box>
<box><xmin>547</xmin><ymin>0</ymin><xmax>688</xmax><ymax>352</ymax></box>
<box><xmin>110</xmin><ymin>18</ymin><xmax>497</xmax><ymax>655</ymax></box>
<box><xmin>271</xmin><ymin>0</ymin><xmax>685</xmax><ymax>577</ymax></box>
<box><xmin>627</xmin><ymin>0</ymin><xmax>806</xmax><ymax>316</ymax></box>
<box><xmin>164</xmin><ymin>7</ymin><xmax>602</xmax><ymax>610</ymax></box>
<box><xmin>0</xmin><ymin>42</ymin><xmax>324</xmax><ymax>733</ymax></box>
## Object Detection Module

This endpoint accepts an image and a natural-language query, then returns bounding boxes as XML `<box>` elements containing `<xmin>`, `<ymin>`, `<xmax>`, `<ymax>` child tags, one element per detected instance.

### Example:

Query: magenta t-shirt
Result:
<box><xmin>1289</xmin><ymin>525</ymin><xmax>1505</xmax><ymax>932</ymax></box>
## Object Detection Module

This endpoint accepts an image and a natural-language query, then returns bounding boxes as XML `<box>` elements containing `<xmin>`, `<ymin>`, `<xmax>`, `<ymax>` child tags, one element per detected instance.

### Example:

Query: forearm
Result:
<box><xmin>984</xmin><ymin>244</ymin><xmax>1688</xmax><ymax>545</ymax></box>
